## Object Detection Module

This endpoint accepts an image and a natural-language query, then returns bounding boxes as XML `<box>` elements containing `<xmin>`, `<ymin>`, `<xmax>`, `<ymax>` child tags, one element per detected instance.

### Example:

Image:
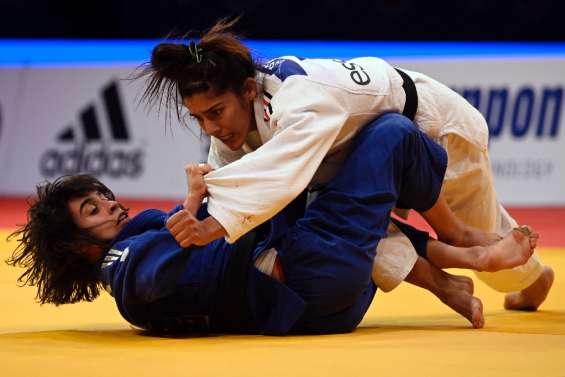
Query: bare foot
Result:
<box><xmin>438</xmin><ymin>272</ymin><xmax>484</xmax><ymax>328</ymax></box>
<box><xmin>441</xmin><ymin>289</ymin><xmax>484</xmax><ymax>329</ymax></box>
<box><xmin>448</xmin><ymin>274</ymin><xmax>475</xmax><ymax>295</ymax></box>
<box><xmin>504</xmin><ymin>266</ymin><xmax>555</xmax><ymax>311</ymax></box>
<box><xmin>476</xmin><ymin>226</ymin><xmax>538</xmax><ymax>272</ymax></box>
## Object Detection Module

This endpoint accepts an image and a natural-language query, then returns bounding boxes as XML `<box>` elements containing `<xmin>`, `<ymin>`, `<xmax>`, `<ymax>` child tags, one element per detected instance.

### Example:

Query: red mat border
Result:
<box><xmin>2</xmin><ymin>196</ymin><xmax>564</xmax><ymax>247</ymax></box>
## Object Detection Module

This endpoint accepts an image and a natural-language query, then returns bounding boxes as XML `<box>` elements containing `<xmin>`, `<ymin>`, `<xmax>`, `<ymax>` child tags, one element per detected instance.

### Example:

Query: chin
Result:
<box><xmin>120</xmin><ymin>217</ymin><xmax>131</xmax><ymax>228</ymax></box>
<box><xmin>226</xmin><ymin>137</ymin><xmax>245</xmax><ymax>151</ymax></box>
<box><xmin>114</xmin><ymin>218</ymin><xmax>130</xmax><ymax>235</ymax></box>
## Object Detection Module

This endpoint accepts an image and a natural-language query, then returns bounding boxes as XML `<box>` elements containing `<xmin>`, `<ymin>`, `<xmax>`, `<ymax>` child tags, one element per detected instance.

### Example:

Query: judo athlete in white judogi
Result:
<box><xmin>141</xmin><ymin>21</ymin><xmax>553</xmax><ymax>310</ymax></box>
<box><xmin>204</xmin><ymin>57</ymin><xmax>549</xmax><ymax>301</ymax></box>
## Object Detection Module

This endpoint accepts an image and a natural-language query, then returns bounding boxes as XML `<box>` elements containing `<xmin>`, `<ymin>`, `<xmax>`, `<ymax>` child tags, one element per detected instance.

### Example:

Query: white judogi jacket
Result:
<box><xmin>204</xmin><ymin>56</ymin><xmax>489</xmax><ymax>243</ymax></box>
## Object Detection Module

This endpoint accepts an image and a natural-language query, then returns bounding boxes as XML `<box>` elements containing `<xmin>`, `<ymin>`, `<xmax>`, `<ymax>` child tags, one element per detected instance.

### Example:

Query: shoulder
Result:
<box><xmin>263</xmin><ymin>56</ymin><xmax>395</xmax><ymax>97</ymax></box>
<box><xmin>260</xmin><ymin>56</ymin><xmax>308</xmax><ymax>82</ymax></box>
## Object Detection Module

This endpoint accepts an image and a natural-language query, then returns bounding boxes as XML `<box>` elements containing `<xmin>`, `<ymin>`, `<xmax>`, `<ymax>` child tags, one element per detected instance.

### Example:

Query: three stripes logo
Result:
<box><xmin>102</xmin><ymin>247</ymin><xmax>130</xmax><ymax>269</ymax></box>
<box><xmin>39</xmin><ymin>81</ymin><xmax>144</xmax><ymax>178</ymax></box>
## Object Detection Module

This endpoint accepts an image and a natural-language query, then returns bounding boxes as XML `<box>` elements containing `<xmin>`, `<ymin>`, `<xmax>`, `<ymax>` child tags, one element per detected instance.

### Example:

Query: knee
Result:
<box><xmin>331</xmin><ymin>265</ymin><xmax>374</xmax><ymax>299</ymax></box>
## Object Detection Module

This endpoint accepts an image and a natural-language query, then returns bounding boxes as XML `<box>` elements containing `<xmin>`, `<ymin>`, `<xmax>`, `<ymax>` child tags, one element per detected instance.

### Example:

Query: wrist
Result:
<box><xmin>184</xmin><ymin>192</ymin><xmax>205</xmax><ymax>215</ymax></box>
<box><xmin>200</xmin><ymin>216</ymin><xmax>227</xmax><ymax>244</ymax></box>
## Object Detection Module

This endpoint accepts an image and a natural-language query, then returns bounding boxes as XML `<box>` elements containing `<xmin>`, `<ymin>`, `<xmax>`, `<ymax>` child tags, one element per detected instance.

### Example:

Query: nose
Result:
<box><xmin>202</xmin><ymin>119</ymin><xmax>220</xmax><ymax>136</ymax></box>
<box><xmin>103</xmin><ymin>200</ymin><xmax>119</xmax><ymax>214</ymax></box>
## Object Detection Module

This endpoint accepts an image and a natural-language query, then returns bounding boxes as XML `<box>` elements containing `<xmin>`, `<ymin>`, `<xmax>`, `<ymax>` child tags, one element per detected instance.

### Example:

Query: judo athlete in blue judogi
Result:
<box><xmin>98</xmin><ymin>113</ymin><xmax>447</xmax><ymax>335</ymax></box>
<box><xmin>8</xmin><ymin>113</ymin><xmax>450</xmax><ymax>335</ymax></box>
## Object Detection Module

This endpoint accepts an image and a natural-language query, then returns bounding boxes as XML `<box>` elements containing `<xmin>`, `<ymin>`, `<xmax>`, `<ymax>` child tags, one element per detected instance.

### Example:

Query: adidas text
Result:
<box><xmin>40</xmin><ymin>143</ymin><xmax>144</xmax><ymax>178</ymax></box>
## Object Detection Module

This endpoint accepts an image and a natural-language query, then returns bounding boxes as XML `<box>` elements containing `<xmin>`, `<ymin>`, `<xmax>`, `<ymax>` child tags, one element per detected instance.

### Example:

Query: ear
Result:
<box><xmin>242</xmin><ymin>77</ymin><xmax>257</xmax><ymax>101</ymax></box>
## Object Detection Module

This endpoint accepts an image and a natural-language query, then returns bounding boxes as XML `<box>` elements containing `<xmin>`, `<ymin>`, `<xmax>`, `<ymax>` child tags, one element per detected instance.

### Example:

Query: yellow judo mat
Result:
<box><xmin>1</xmin><ymin>231</ymin><xmax>564</xmax><ymax>377</ymax></box>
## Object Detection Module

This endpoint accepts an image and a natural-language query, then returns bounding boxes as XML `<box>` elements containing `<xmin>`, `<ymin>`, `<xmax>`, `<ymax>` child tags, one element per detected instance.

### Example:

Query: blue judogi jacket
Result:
<box><xmin>99</xmin><ymin>204</ymin><xmax>306</xmax><ymax>335</ymax></box>
<box><xmin>98</xmin><ymin>113</ymin><xmax>448</xmax><ymax>336</ymax></box>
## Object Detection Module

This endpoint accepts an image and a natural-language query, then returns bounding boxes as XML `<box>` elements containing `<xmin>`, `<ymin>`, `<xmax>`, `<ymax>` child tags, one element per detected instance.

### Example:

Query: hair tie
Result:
<box><xmin>187</xmin><ymin>41</ymin><xmax>203</xmax><ymax>63</ymax></box>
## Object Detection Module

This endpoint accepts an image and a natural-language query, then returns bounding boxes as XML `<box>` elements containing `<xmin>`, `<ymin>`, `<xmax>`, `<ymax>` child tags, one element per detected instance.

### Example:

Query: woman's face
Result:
<box><xmin>183</xmin><ymin>78</ymin><xmax>257</xmax><ymax>151</ymax></box>
<box><xmin>68</xmin><ymin>191</ymin><xmax>130</xmax><ymax>243</ymax></box>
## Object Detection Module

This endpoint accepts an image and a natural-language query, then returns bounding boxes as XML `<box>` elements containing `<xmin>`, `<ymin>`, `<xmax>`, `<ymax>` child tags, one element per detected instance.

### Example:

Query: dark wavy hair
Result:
<box><xmin>6</xmin><ymin>174</ymin><xmax>116</xmax><ymax>305</ymax></box>
<box><xmin>137</xmin><ymin>17</ymin><xmax>261</xmax><ymax>122</ymax></box>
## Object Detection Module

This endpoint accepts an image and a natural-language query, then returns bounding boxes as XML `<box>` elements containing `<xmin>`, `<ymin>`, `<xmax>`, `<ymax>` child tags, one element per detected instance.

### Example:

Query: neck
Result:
<box><xmin>81</xmin><ymin>243</ymin><xmax>106</xmax><ymax>264</ymax></box>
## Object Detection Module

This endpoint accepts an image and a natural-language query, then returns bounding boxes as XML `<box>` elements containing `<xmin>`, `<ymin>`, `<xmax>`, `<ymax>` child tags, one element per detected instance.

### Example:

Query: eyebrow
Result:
<box><xmin>200</xmin><ymin>102</ymin><xmax>224</xmax><ymax>115</ymax></box>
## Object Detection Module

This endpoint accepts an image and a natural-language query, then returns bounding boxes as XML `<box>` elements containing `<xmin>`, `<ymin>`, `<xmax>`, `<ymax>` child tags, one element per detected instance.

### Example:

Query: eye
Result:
<box><xmin>90</xmin><ymin>206</ymin><xmax>99</xmax><ymax>216</ymax></box>
<box><xmin>211</xmin><ymin>108</ymin><xmax>223</xmax><ymax>116</ymax></box>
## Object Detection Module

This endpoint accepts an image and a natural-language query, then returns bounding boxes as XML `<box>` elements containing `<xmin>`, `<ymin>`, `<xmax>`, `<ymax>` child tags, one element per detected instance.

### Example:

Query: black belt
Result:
<box><xmin>395</xmin><ymin>68</ymin><xmax>418</xmax><ymax>121</ymax></box>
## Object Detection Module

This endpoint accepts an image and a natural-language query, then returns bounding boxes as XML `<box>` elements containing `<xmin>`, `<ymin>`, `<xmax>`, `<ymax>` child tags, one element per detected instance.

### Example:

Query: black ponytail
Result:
<box><xmin>138</xmin><ymin>18</ymin><xmax>259</xmax><ymax>122</ymax></box>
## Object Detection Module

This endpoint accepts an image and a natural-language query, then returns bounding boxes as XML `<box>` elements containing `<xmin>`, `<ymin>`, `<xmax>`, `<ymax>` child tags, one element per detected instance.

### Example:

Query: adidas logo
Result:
<box><xmin>39</xmin><ymin>81</ymin><xmax>144</xmax><ymax>178</ymax></box>
<box><xmin>58</xmin><ymin>82</ymin><xmax>130</xmax><ymax>143</ymax></box>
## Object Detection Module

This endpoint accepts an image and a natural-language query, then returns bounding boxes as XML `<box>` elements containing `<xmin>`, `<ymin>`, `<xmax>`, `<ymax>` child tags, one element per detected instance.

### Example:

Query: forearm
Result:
<box><xmin>199</xmin><ymin>215</ymin><xmax>227</xmax><ymax>244</ymax></box>
<box><xmin>183</xmin><ymin>192</ymin><xmax>205</xmax><ymax>216</ymax></box>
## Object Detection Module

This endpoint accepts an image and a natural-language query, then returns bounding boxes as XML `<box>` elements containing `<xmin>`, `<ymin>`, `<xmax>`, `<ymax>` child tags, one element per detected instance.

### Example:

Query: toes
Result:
<box><xmin>512</xmin><ymin>226</ymin><xmax>538</xmax><ymax>253</ymax></box>
<box><xmin>514</xmin><ymin>225</ymin><xmax>535</xmax><ymax>238</ymax></box>
<box><xmin>511</xmin><ymin>227</ymin><xmax>527</xmax><ymax>242</ymax></box>
<box><xmin>471</xmin><ymin>298</ymin><xmax>484</xmax><ymax>329</ymax></box>
<box><xmin>530</xmin><ymin>233</ymin><xmax>540</xmax><ymax>250</ymax></box>
<box><xmin>528</xmin><ymin>233</ymin><xmax>540</xmax><ymax>251</ymax></box>
<box><xmin>521</xmin><ymin>225</ymin><xmax>534</xmax><ymax>235</ymax></box>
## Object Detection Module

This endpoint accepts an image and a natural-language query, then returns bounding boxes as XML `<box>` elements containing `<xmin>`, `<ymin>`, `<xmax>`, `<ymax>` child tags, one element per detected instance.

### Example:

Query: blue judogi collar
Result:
<box><xmin>114</xmin><ymin>208</ymin><xmax>169</xmax><ymax>243</ymax></box>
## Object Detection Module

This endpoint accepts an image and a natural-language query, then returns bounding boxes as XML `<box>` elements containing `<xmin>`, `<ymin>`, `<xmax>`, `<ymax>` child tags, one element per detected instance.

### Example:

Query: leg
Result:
<box><xmin>284</xmin><ymin>113</ymin><xmax>449</xmax><ymax>331</ymax></box>
<box><xmin>302</xmin><ymin>112</ymin><xmax>449</xmax><ymax>254</ymax></box>
<box><xmin>405</xmin><ymin>256</ymin><xmax>484</xmax><ymax>328</ymax></box>
<box><xmin>420</xmin><ymin>194</ymin><xmax>502</xmax><ymax>247</ymax></box>
<box><xmin>426</xmin><ymin>227</ymin><xmax>538</xmax><ymax>271</ymax></box>
<box><xmin>372</xmin><ymin>231</ymin><xmax>484</xmax><ymax>328</ymax></box>
<box><xmin>440</xmin><ymin>133</ymin><xmax>553</xmax><ymax>308</ymax></box>
<box><xmin>392</xmin><ymin>217</ymin><xmax>538</xmax><ymax>272</ymax></box>
<box><xmin>372</xmin><ymin>230</ymin><xmax>418</xmax><ymax>292</ymax></box>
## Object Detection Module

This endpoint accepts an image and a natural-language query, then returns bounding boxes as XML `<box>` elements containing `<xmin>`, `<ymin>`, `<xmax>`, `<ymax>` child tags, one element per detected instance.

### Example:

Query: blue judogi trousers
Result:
<box><xmin>276</xmin><ymin>113</ymin><xmax>448</xmax><ymax>333</ymax></box>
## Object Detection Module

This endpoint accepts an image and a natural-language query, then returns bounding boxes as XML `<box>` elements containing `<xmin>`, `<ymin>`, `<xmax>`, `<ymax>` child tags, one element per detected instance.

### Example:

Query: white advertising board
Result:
<box><xmin>0</xmin><ymin>54</ymin><xmax>564</xmax><ymax>204</ymax></box>
<box><xmin>0</xmin><ymin>66</ymin><xmax>206</xmax><ymax>199</ymax></box>
<box><xmin>389</xmin><ymin>58</ymin><xmax>565</xmax><ymax>205</ymax></box>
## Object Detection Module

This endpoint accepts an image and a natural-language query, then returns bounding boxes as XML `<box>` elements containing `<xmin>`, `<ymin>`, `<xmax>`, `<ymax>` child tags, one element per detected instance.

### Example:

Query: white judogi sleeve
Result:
<box><xmin>204</xmin><ymin>77</ymin><xmax>349</xmax><ymax>243</ymax></box>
